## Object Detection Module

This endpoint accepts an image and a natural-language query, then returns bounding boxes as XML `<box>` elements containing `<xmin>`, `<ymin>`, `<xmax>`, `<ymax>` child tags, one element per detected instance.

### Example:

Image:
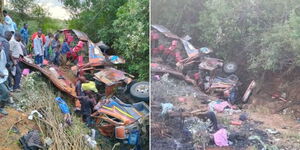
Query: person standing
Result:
<box><xmin>44</xmin><ymin>33</ymin><xmax>53</xmax><ymax>60</ymax></box>
<box><xmin>51</xmin><ymin>34</ymin><xmax>61</xmax><ymax>66</ymax></box>
<box><xmin>13</xmin><ymin>22</ymin><xmax>17</xmax><ymax>32</ymax></box>
<box><xmin>3</xmin><ymin>10</ymin><xmax>15</xmax><ymax>34</ymax></box>
<box><xmin>20</xmin><ymin>23</ymin><xmax>29</xmax><ymax>45</ymax></box>
<box><xmin>61</xmin><ymin>38</ymin><xmax>70</xmax><ymax>54</ymax></box>
<box><xmin>9</xmin><ymin>33</ymin><xmax>23</xmax><ymax>92</ymax></box>
<box><xmin>0</xmin><ymin>42</ymin><xmax>10</xmax><ymax>115</ymax></box>
<box><xmin>0</xmin><ymin>31</ymin><xmax>13</xmax><ymax>90</ymax></box>
<box><xmin>33</xmin><ymin>31</ymin><xmax>44</xmax><ymax>66</ymax></box>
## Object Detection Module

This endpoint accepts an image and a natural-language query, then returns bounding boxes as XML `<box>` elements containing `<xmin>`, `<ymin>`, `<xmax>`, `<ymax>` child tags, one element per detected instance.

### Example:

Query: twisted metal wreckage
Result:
<box><xmin>21</xmin><ymin>29</ymin><xmax>149</xmax><ymax>145</ymax></box>
<box><xmin>151</xmin><ymin>25</ymin><xmax>255</xmax><ymax>103</ymax></box>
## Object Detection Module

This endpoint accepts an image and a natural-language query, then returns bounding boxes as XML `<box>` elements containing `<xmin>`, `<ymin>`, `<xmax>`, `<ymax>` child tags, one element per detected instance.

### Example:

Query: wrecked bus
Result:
<box><xmin>21</xmin><ymin>29</ymin><xmax>149</xmax><ymax>145</ymax></box>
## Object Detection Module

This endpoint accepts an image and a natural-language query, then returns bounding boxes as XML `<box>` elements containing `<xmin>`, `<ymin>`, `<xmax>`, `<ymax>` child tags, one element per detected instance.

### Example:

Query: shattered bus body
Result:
<box><xmin>21</xmin><ymin>29</ymin><xmax>149</xmax><ymax>143</ymax></box>
<box><xmin>151</xmin><ymin>25</ymin><xmax>255</xmax><ymax>103</ymax></box>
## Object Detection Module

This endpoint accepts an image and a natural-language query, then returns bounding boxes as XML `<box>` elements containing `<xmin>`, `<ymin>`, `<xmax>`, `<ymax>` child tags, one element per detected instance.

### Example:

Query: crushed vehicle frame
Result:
<box><xmin>151</xmin><ymin>25</ymin><xmax>254</xmax><ymax>103</ymax></box>
<box><xmin>21</xmin><ymin>29</ymin><xmax>149</xmax><ymax>143</ymax></box>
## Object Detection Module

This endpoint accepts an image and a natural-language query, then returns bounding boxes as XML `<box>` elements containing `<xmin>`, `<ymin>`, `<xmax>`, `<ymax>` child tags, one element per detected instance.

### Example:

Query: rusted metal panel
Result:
<box><xmin>151</xmin><ymin>24</ymin><xmax>180</xmax><ymax>39</ymax></box>
<box><xmin>88</xmin><ymin>40</ymin><xmax>105</xmax><ymax>64</ymax></box>
<box><xmin>152</xmin><ymin>24</ymin><xmax>199</xmax><ymax>57</ymax></box>
<box><xmin>21</xmin><ymin>57</ymin><xmax>77</xmax><ymax>98</ymax></box>
<box><xmin>199</xmin><ymin>57</ymin><xmax>224</xmax><ymax>71</ymax></box>
<box><xmin>94</xmin><ymin>68</ymin><xmax>131</xmax><ymax>86</ymax></box>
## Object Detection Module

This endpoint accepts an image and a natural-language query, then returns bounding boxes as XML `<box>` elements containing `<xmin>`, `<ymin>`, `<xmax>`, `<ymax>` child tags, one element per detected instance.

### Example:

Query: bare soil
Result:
<box><xmin>0</xmin><ymin>108</ymin><xmax>38</xmax><ymax>150</ymax></box>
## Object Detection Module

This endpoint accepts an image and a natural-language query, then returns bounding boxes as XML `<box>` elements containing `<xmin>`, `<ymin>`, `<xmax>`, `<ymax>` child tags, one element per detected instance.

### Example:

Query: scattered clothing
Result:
<box><xmin>239</xmin><ymin>113</ymin><xmax>248</xmax><ymax>121</ymax></box>
<box><xmin>214</xmin><ymin>101</ymin><xmax>231</xmax><ymax>112</ymax></box>
<box><xmin>55</xmin><ymin>97</ymin><xmax>72</xmax><ymax>125</ymax></box>
<box><xmin>55</xmin><ymin>97</ymin><xmax>70</xmax><ymax>114</ymax></box>
<box><xmin>22</xmin><ymin>68</ymin><xmax>30</xmax><ymax>76</ymax></box>
<box><xmin>208</xmin><ymin>100</ymin><xmax>231</xmax><ymax>113</ymax></box>
<box><xmin>161</xmin><ymin>103</ymin><xmax>174</xmax><ymax>115</ymax></box>
<box><xmin>81</xmin><ymin>81</ymin><xmax>98</xmax><ymax>93</ymax></box>
<box><xmin>28</xmin><ymin>110</ymin><xmax>43</xmax><ymax>120</ymax></box>
<box><xmin>213</xmin><ymin>128</ymin><xmax>229</xmax><ymax>147</ymax></box>
<box><xmin>19</xmin><ymin>130</ymin><xmax>44</xmax><ymax>150</ymax></box>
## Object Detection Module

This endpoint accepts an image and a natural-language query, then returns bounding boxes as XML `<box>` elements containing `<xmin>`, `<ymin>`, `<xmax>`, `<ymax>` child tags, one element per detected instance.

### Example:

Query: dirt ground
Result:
<box><xmin>151</xmin><ymin>72</ymin><xmax>300</xmax><ymax>150</ymax></box>
<box><xmin>0</xmin><ymin>108</ymin><xmax>38</xmax><ymax>150</ymax></box>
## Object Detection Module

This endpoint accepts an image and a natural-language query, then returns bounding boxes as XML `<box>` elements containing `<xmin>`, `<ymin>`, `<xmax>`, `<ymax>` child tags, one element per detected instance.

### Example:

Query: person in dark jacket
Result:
<box><xmin>76</xmin><ymin>90</ymin><xmax>97</xmax><ymax>127</ymax></box>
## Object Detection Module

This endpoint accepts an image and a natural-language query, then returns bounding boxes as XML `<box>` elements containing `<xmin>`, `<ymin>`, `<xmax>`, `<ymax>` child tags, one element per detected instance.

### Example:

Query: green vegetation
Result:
<box><xmin>152</xmin><ymin>0</ymin><xmax>300</xmax><ymax>76</ymax></box>
<box><xmin>6</xmin><ymin>1</ymin><xmax>65</xmax><ymax>34</ymax></box>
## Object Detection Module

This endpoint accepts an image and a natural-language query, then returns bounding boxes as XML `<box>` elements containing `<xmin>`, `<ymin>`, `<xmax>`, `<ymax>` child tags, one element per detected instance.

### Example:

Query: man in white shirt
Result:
<box><xmin>3</xmin><ymin>10</ymin><xmax>15</xmax><ymax>34</ymax></box>
<box><xmin>33</xmin><ymin>31</ymin><xmax>44</xmax><ymax>65</ymax></box>
<box><xmin>9</xmin><ymin>33</ymin><xmax>23</xmax><ymax>91</ymax></box>
<box><xmin>0</xmin><ymin>43</ymin><xmax>10</xmax><ymax>115</ymax></box>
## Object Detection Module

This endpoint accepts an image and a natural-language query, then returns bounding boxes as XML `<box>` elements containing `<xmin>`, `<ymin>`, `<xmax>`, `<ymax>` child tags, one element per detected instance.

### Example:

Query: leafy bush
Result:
<box><xmin>112</xmin><ymin>0</ymin><xmax>149</xmax><ymax>80</ymax></box>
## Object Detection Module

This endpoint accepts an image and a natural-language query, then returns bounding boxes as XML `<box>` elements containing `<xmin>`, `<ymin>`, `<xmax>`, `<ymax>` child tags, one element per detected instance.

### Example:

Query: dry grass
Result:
<box><xmin>13</xmin><ymin>72</ymin><xmax>91</xmax><ymax>150</ymax></box>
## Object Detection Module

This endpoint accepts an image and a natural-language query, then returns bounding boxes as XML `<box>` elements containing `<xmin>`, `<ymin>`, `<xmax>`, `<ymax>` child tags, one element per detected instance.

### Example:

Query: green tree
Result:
<box><xmin>66</xmin><ymin>0</ymin><xmax>127</xmax><ymax>43</ymax></box>
<box><xmin>31</xmin><ymin>4</ymin><xmax>48</xmax><ymax>29</ymax></box>
<box><xmin>9</xmin><ymin>0</ymin><xmax>35</xmax><ymax>21</ymax></box>
<box><xmin>112</xmin><ymin>0</ymin><xmax>149</xmax><ymax>80</ymax></box>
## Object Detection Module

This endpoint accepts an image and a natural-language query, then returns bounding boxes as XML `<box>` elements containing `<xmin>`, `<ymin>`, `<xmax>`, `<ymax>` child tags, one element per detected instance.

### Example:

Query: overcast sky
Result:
<box><xmin>5</xmin><ymin>0</ymin><xmax>71</xmax><ymax>20</ymax></box>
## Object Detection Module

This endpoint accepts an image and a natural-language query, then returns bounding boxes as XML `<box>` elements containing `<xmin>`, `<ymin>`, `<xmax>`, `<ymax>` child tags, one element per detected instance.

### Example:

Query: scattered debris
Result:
<box><xmin>214</xmin><ymin>128</ymin><xmax>229</xmax><ymax>147</ymax></box>
<box><xmin>44</xmin><ymin>137</ymin><xmax>53</xmax><ymax>147</ymax></box>
<box><xmin>161</xmin><ymin>103</ymin><xmax>174</xmax><ymax>115</ymax></box>
<box><xmin>84</xmin><ymin>134</ymin><xmax>97</xmax><ymax>149</ymax></box>
<box><xmin>19</xmin><ymin>130</ymin><xmax>44</xmax><ymax>150</ymax></box>
<box><xmin>27</xmin><ymin>110</ymin><xmax>43</xmax><ymax>120</ymax></box>
<box><xmin>265</xmin><ymin>128</ymin><xmax>279</xmax><ymax>135</ymax></box>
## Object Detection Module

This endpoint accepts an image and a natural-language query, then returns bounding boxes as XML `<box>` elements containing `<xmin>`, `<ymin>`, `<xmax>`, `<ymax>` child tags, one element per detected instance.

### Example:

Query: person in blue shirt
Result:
<box><xmin>20</xmin><ymin>23</ymin><xmax>29</xmax><ymax>45</ymax></box>
<box><xmin>61</xmin><ymin>38</ymin><xmax>70</xmax><ymax>54</ymax></box>
<box><xmin>12</xmin><ymin>22</ymin><xmax>17</xmax><ymax>32</ymax></box>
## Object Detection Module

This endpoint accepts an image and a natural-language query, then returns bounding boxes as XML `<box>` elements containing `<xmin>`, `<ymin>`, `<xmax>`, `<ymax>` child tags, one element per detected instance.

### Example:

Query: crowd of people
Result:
<box><xmin>0</xmin><ymin>10</ymin><xmax>73</xmax><ymax>115</ymax></box>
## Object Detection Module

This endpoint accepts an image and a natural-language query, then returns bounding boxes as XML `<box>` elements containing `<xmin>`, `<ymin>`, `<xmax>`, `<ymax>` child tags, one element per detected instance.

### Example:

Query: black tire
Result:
<box><xmin>130</xmin><ymin>81</ymin><xmax>149</xmax><ymax>102</ymax></box>
<box><xmin>227</xmin><ymin>74</ymin><xmax>239</xmax><ymax>82</ymax></box>
<box><xmin>223</xmin><ymin>62</ymin><xmax>238</xmax><ymax>74</ymax></box>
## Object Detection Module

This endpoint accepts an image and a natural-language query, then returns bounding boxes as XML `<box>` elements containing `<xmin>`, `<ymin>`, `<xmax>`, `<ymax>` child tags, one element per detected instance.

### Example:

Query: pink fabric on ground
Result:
<box><xmin>213</xmin><ymin>128</ymin><xmax>229</xmax><ymax>147</ymax></box>
<box><xmin>214</xmin><ymin>101</ymin><xmax>231</xmax><ymax>112</ymax></box>
<box><xmin>43</xmin><ymin>59</ymin><xmax>49</xmax><ymax>65</ymax></box>
<box><xmin>22</xmin><ymin>69</ymin><xmax>30</xmax><ymax>76</ymax></box>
